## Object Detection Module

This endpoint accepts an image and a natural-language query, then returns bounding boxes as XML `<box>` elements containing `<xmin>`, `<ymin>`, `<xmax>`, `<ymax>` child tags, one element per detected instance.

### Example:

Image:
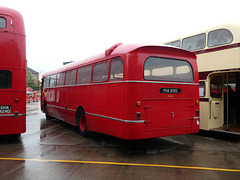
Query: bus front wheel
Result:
<box><xmin>77</xmin><ymin>111</ymin><xmax>88</xmax><ymax>137</ymax></box>
<box><xmin>43</xmin><ymin>101</ymin><xmax>52</xmax><ymax>120</ymax></box>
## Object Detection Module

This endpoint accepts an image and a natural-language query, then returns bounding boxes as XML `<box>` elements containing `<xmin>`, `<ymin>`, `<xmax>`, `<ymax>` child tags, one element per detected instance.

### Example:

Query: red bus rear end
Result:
<box><xmin>41</xmin><ymin>44</ymin><xmax>199</xmax><ymax>139</ymax></box>
<box><xmin>0</xmin><ymin>7</ymin><xmax>26</xmax><ymax>135</ymax></box>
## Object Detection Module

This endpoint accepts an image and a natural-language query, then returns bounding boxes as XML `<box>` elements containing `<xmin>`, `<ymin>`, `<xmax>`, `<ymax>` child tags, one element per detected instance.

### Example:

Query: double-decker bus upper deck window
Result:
<box><xmin>92</xmin><ymin>61</ymin><xmax>108</xmax><ymax>82</ymax></box>
<box><xmin>110</xmin><ymin>57</ymin><xmax>123</xmax><ymax>81</ymax></box>
<box><xmin>66</xmin><ymin>69</ymin><xmax>76</xmax><ymax>85</ymax></box>
<box><xmin>57</xmin><ymin>72</ymin><xmax>65</xmax><ymax>86</ymax></box>
<box><xmin>0</xmin><ymin>17</ymin><xmax>6</xmax><ymax>29</ymax></box>
<box><xmin>0</xmin><ymin>70</ymin><xmax>12</xmax><ymax>89</ymax></box>
<box><xmin>182</xmin><ymin>33</ymin><xmax>206</xmax><ymax>51</ymax></box>
<box><xmin>144</xmin><ymin>57</ymin><xmax>193</xmax><ymax>82</ymax></box>
<box><xmin>49</xmin><ymin>74</ymin><xmax>56</xmax><ymax>87</ymax></box>
<box><xmin>77</xmin><ymin>65</ymin><xmax>91</xmax><ymax>84</ymax></box>
<box><xmin>208</xmin><ymin>29</ymin><xmax>233</xmax><ymax>47</ymax></box>
<box><xmin>165</xmin><ymin>40</ymin><xmax>181</xmax><ymax>48</ymax></box>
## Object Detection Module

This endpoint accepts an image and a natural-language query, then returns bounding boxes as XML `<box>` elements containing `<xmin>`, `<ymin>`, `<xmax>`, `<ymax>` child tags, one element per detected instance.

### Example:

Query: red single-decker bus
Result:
<box><xmin>0</xmin><ymin>7</ymin><xmax>26</xmax><ymax>135</ymax></box>
<box><xmin>41</xmin><ymin>43</ymin><xmax>200</xmax><ymax>139</ymax></box>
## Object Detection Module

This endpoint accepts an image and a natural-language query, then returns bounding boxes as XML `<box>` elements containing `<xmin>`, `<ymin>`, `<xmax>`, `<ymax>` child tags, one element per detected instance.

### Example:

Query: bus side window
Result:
<box><xmin>208</xmin><ymin>29</ymin><xmax>233</xmax><ymax>47</ymax></box>
<box><xmin>199</xmin><ymin>81</ymin><xmax>205</xmax><ymax>97</ymax></box>
<box><xmin>49</xmin><ymin>74</ymin><xmax>56</xmax><ymax>87</ymax></box>
<box><xmin>58</xmin><ymin>72</ymin><xmax>65</xmax><ymax>86</ymax></box>
<box><xmin>210</xmin><ymin>76</ymin><xmax>222</xmax><ymax>98</ymax></box>
<box><xmin>110</xmin><ymin>57</ymin><xmax>123</xmax><ymax>81</ymax></box>
<box><xmin>56</xmin><ymin>74</ymin><xmax>59</xmax><ymax>86</ymax></box>
<box><xmin>66</xmin><ymin>69</ymin><xmax>76</xmax><ymax>85</ymax></box>
<box><xmin>77</xmin><ymin>65</ymin><xmax>91</xmax><ymax>84</ymax></box>
<box><xmin>165</xmin><ymin>40</ymin><xmax>181</xmax><ymax>48</ymax></box>
<box><xmin>92</xmin><ymin>61</ymin><xmax>108</xmax><ymax>82</ymax></box>
<box><xmin>182</xmin><ymin>33</ymin><xmax>206</xmax><ymax>51</ymax></box>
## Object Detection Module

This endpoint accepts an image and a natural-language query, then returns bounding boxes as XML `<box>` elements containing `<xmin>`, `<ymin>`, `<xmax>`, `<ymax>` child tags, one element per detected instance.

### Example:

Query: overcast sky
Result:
<box><xmin>1</xmin><ymin>0</ymin><xmax>240</xmax><ymax>78</ymax></box>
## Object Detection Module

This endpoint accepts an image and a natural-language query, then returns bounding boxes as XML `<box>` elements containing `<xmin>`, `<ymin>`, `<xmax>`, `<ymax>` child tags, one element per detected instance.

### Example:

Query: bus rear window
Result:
<box><xmin>0</xmin><ymin>70</ymin><xmax>12</xmax><ymax>89</ymax></box>
<box><xmin>144</xmin><ymin>57</ymin><xmax>193</xmax><ymax>82</ymax></box>
<box><xmin>0</xmin><ymin>17</ymin><xmax>6</xmax><ymax>29</ymax></box>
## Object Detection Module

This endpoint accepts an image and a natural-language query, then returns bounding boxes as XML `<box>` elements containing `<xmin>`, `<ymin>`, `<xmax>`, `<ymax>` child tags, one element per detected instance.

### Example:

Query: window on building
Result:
<box><xmin>182</xmin><ymin>33</ymin><xmax>206</xmax><ymax>51</ymax></box>
<box><xmin>77</xmin><ymin>65</ymin><xmax>91</xmax><ymax>84</ymax></box>
<box><xmin>110</xmin><ymin>57</ymin><xmax>123</xmax><ymax>81</ymax></box>
<box><xmin>208</xmin><ymin>29</ymin><xmax>233</xmax><ymax>47</ymax></box>
<box><xmin>0</xmin><ymin>70</ymin><xmax>12</xmax><ymax>89</ymax></box>
<box><xmin>92</xmin><ymin>61</ymin><xmax>108</xmax><ymax>82</ymax></box>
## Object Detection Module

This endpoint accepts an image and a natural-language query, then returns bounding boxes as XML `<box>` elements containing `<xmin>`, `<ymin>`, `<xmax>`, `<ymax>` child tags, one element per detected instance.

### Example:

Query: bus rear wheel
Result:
<box><xmin>77</xmin><ymin>111</ymin><xmax>88</xmax><ymax>137</ymax></box>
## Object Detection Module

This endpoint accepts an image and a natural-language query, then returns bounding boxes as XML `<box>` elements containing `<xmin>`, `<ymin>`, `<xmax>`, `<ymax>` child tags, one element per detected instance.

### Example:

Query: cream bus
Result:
<box><xmin>165</xmin><ymin>24</ymin><xmax>240</xmax><ymax>134</ymax></box>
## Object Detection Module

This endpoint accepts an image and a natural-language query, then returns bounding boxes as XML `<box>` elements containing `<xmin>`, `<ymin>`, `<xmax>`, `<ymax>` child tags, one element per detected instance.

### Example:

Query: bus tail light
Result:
<box><xmin>196</xmin><ymin>110</ymin><xmax>199</xmax><ymax>117</ymax></box>
<box><xmin>14</xmin><ymin>111</ymin><xmax>19</xmax><ymax>118</ymax></box>
<box><xmin>136</xmin><ymin>101</ymin><xmax>141</xmax><ymax>107</ymax></box>
<box><xmin>14</xmin><ymin>98</ymin><xmax>19</xmax><ymax>103</ymax></box>
<box><xmin>195</xmin><ymin>99</ymin><xmax>199</xmax><ymax>105</ymax></box>
<box><xmin>136</xmin><ymin>112</ymin><xmax>141</xmax><ymax>120</ymax></box>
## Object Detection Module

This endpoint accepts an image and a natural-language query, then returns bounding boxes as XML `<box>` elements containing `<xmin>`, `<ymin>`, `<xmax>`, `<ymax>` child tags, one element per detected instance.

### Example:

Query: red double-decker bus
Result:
<box><xmin>0</xmin><ymin>7</ymin><xmax>26</xmax><ymax>135</ymax></box>
<box><xmin>41</xmin><ymin>43</ymin><xmax>200</xmax><ymax>139</ymax></box>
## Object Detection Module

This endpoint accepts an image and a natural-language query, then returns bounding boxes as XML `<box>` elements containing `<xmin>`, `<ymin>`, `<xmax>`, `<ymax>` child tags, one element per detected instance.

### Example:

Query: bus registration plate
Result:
<box><xmin>160</xmin><ymin>88</ymin><xmax>181</xmax><ymax>94</ymax></box>
<box><xmin>0</xmin><ymin>105</ymin><xmax>11</xmax><ymax>113</ymax></box>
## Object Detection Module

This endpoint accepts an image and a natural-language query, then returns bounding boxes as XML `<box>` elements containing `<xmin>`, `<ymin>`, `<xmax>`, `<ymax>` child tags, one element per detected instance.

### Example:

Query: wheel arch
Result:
<box><xmin>76</xmin><ymin>106</ymin><xmax>85</xmax><ymax>125</ymax></box>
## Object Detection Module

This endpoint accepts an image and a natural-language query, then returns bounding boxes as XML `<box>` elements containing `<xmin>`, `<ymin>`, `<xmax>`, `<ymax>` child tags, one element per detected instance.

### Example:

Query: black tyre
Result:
<box><xmin>43</xmin><ymin>102</ymin><xmax>52</xmax><ymax>120</ymax></box>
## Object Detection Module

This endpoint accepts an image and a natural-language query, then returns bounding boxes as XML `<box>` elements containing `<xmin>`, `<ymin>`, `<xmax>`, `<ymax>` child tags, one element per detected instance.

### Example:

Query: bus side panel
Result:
<box><xmin>86</xmin><ymin>83</ymin><xmax>125</xmax><ymax>137</ymax></box>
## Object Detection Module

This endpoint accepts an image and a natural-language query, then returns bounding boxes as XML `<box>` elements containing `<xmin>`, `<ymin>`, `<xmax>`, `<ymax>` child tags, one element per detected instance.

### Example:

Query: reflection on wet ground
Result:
<box><xmin>0</xmin><ymin>102</ymin><xmax>240</xmax><ymax>179</ymax></box>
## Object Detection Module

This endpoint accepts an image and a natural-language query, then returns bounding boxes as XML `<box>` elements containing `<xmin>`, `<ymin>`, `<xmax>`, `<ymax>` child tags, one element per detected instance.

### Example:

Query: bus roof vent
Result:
<box><xmin>105</xmin><ymin>42</ymin><xmax>123</xmax><ymax>56</ymax></box>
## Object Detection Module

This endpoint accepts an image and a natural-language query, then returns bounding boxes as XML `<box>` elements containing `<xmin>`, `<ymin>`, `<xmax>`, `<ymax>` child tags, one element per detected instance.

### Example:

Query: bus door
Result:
<box><xmin>209</xmin><ymin>75</ymin><xmax>224</xmax><ymax>129</ymax></box>
<box><xmin>223</xmin><ymin>72</ymin><xmax>239</xmax><ymax>128</ymax></box>
<box><xmin>144</xmin><ymin>87</ymin><xmax>195</xmax><ymax>133</ymax></box>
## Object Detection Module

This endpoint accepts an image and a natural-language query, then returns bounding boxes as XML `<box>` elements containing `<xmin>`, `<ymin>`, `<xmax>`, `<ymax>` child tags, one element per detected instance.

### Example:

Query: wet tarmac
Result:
<box><xmin>0</xmin><ymin>102</ymin><xmax>240</xmax><ymax>180</ymax></box>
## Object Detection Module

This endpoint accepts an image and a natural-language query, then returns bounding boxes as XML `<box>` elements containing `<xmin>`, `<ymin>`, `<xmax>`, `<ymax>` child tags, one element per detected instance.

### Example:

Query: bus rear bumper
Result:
<box><xmin>0</xmin><ymin>115</ymin><xmax>26</xmax><ymax>135</ymax></box>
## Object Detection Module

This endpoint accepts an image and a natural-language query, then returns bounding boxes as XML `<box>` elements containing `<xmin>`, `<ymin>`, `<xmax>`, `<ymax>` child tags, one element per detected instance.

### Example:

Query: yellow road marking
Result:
<box><xmin>0</xmin><ymin>157</ymin><xmax>240</xmax><ymax>173</ymax></box>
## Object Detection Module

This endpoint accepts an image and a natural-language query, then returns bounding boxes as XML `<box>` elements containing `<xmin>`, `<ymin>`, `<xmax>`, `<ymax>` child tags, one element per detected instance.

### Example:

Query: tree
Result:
<box><xmin>27</xmin><ymin>72</ymin><xmax>39</xmax><ymax>90</ymax></box>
